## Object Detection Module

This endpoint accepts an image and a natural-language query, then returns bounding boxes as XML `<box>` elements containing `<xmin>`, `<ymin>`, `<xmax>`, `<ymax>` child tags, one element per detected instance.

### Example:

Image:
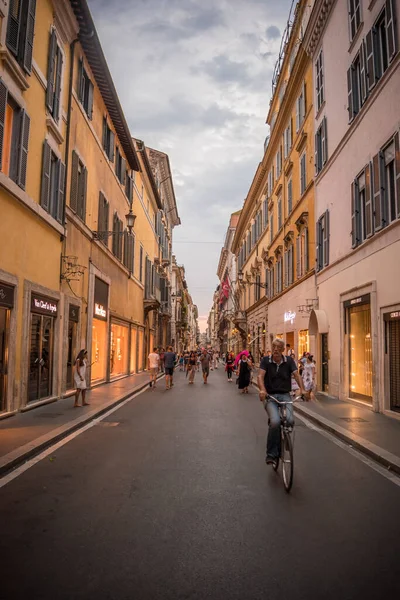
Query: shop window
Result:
<box><xmin>0</xmin><ymin>307</ymin><xmax>10</xmax><ymax>412</ymax></box>
<box><xmin>102</xmin><ymin>117</ymin><xmax>115</xmax><ymax>161</ymax></box>
<box><xmin>298</xmin><ymin>329</ymin><xmax>309</xmax><ymax>357</ymax></box>
<box><xmin>0</xmin><ymin>82</ymin><xmax>30</xmax><ymax>190</ymax></box>
<box><xmin>77</xmin><ymin>58</ymin><xmax>93</xmax><ymax>119</ymax></box>
<box><xmin>70</xmin><ymin>150</ymin><xmax>87</xmax><ymax>222</ymax></box>
<box><xmin>6</xmin><ymin>0</ymin><xmax>36</xmax><ymax>74</ymax></box>
<box><xmin>40</xmin><ymin>140</ymin><xmax>65</xmax><ymax>224</ymax></box>
<box><xmin>46</xmin><ymin>29</ymin><xmax>63</xmax><ymax>123</ymax></box>
<box><xmin>130</xmin><ymin>327</ymin><xmax>137</xmax><ymax>373</ymax></box>
<box><xmin>138</xmin><ymin>328</ymin><xmax>144</xmax><ymax>371</ymax></box>
<box><xmin>91</xmin><ymin>319</ymin><xmax>107</xmax><ymax>383</ymax></box>
<box><xmin>110</xmin><ymin>322</ymin><xmax>129</xmax><ymax>378</ymax></box>
<box><xmin>347</xmin><ymin>301</ymin><xmax>372</xmax><ymax>402</ymax></box>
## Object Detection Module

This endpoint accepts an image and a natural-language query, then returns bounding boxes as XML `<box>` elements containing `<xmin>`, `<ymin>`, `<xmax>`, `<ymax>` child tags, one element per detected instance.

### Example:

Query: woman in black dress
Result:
<box><xmin>237</xmin><ymin>355</ymin><xmax>251</xmax><ymax>394</ymax></box>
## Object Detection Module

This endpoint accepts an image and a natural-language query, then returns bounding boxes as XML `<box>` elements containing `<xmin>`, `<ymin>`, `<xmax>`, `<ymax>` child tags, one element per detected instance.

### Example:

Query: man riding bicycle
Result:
<box><xmin>258</xmin><ymin>338</ymin><xmax>305</xmax><ymax>467</ymax></box>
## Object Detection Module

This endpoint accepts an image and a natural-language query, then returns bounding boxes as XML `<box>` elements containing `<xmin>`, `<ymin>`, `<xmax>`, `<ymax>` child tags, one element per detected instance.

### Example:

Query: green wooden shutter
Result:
<box><xmin>6</xmin><ymin>0</ymin><xmax>21</xmax><ymax>56</ymax></box>
<box><xmin>56</xmin><ymin>160</ymin><xmax>65</xmax><ymax>224</ymax></box>
<box><xmin>0</xmin><ymin>80</ymin><xmax>8</xmax><ymax>171</ymax></box>
<box><xmin>70</xmin><ymin>150</ymin><xmax>79</xmax><ymax>212</ymax></box>
<box><xmin>22</xmin><ymin>0</ymin><xmax>36</xmax><ymax>74</ymax></box>
<box><xmin>360</xmin><ymin>39</ymin><xmax>367</xmax><ymax>104</ymax></box>
<box><xmin>46</xmin><ymin>30</ymin><xmax>57</xmax><ymax>113</ymax></box>
<box><xmin>17</xmin><ymin>110</ymin><xmax>30</xmax><ymax>190</ymax></box>
<box><xmin>40</xmin><ymin>141</ymin><xmax>51</xmax><ymax>212</ymax></box>
<box><xmin>53</xmin><ymin>48</ymin><xmax>63</xmax><ymax>122</ymax></box>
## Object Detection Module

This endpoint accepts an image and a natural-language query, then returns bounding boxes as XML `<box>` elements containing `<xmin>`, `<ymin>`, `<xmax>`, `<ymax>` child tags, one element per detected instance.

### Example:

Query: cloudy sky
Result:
<box><xmin>88</xmin><ymin>0</ymin><xmax>293</xmax><ymax>332</ymax></box>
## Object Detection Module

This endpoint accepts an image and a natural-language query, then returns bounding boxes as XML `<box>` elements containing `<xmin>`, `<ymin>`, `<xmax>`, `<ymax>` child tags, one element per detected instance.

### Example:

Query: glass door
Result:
<box><xmin>28</xmin><ymin>314</ymin><xmax>54</xmax><ymax>403</ymax></box>
<box><xmin>67</xmin><ymin>320</ymin><xmax>77</xmax><ymax>389</ymax></box>
<box><xmin>0</xmin><ymin>308</ymin><xmax>9</xmax><ymax>412</ymax></box>
<box><xmin>321</xmin><ymin>333</ymin><xmax>329</xmax><ymax>392</ymax></box>
<box><xmin>348</xmin><ymin>304</ymin><xmax>372</xmax><ymax>402</ymax></box>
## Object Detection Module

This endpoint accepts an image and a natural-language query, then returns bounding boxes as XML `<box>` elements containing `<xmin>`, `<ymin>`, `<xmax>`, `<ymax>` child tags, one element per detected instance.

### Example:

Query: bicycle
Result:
<box><xmin>265</xmin><ymin>394</ymin><xmax>304</xmax><ymax>493</ymax></box>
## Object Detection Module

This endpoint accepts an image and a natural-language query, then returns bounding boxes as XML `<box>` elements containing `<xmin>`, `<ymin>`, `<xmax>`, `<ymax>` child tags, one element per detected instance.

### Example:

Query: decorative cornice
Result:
<box><xmin>53</xmin><ymin>0</ymin><xmax>79</xmax><ymax>44</ymax></box>
<box><xmin>284</xmin><ymin>231</ymin><xmax>295</xmax><ymax>247</ymax></box>
<box><xmin>303</xmin><ymin>0</ymin><xmax>336</xmax><ymax>57</ymax></box>
<box><xmin>295</xmin><ymin>211</ymin><xmax>309</xmax><ymax>232</ymax></box>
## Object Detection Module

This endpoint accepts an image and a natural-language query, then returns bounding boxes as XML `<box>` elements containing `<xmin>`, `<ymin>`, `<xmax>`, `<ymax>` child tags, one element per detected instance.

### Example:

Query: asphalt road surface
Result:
<box><xmin>1</xmin><ymin>366</ymin><xmax>400</xmax><ymax>600</ymax></box>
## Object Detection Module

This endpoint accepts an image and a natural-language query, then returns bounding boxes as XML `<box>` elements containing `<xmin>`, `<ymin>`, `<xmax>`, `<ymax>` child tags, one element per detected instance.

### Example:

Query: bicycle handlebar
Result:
<box><xmin>266</xmin><ymin>394</ymin><xmax>305</xmax><ymax>405</ymax></box>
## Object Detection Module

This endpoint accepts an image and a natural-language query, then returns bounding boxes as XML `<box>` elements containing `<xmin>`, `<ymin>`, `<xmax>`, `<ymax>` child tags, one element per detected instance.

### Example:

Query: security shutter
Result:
<box><xmin>17</xmin><ymin>110</ymin><xmax>30</xmax><ymax>189</ymax></box>
<box><xmin>0</xmin><ymin>80</ymin><xmax>8</xmax><ymax>171</ymax></box>
<box><xmin>56</xmin><ymin>160</ymin><xmax>65</xmax><ymax>224</ymax></box>
<box><xmin>46</xmin><ymin>30</ymin><xmax>57</xmax><ymax>113</ymax></box>
<box><xmin>70</xmin><ymin>150</ymin><xmax>79</xmax><ymax>212</ymax></box>
<box><xmin>22</xmin><ymin>0</ymin><xmax>36</xmax><ymax>73</ymax></box>
<box><xmin>40</xmin><ymin>140</ymin><xmax>51</xmax><ymax>212</ymax></box>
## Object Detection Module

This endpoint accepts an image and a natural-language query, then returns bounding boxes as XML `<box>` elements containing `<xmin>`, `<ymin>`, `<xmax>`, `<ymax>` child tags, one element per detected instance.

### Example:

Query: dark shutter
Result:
<box><xmin>323</xmin><ymin>211</ymin><xmax>329</xmax><ymax>266</ymax></box>
<box><xmin>360</xmin><ymin>39</ymin><xmax>367</xmax><ymax>104</ymax></box>
<box><xmin>314</xmin><ymin>131</ymin><xmax>319</xmax><ymax>174</ymax></box>
<box><xmin>373</xmin><ymin>153</ymin><xmax>382</xmax><ymax>231</ymax></box>
<box><xmin>56</xmin><ymin>160</ymin><xmax>65</xmax><ymax>224</ymax></box>
<box><xmin>46</xmin><ymin>30</ymin><xmax>57</xmax><ymax>113</ymax></box>
<box><xmin>109</xmin><ymin>131</ymin><xmax>115</xmax><ymax>162</ymax></box>
<box><xmin>98</xmin><ymin>192</ymin><xmax>104</xmax><ymax>232</ymax></box>
<box><xmin>6</xmin><ymin>0</ymin><xmax>21</xmax><ymax>56</ymax></box>
<box><xmin>0</xmin><ymin>80</ymin><xmax>8</xmax><ymax>171</ymax></box>
<box><xmin>304</xmin><ymin>227</ymin><xmax>309</xmax><ymax>272</ymax></box>
<box><xmin>78</xmin><ymin>58</ymin><xmax>84</xmax><ymax>102</ymax></box>
<box><xmin>22</xmin><ymin>0</ymin><xmax>36</xmax><ymax>74</ymax></box>
<box><xmin>302</xmin><ymin>81</ymin><xmax>306</xmax><ymax>115</ymax></box>
<box><xmin>316</xmin><ymin>220</ymin><xmax>321</xmax><ymax>271</ymax></box>
<box><xmin>40</xmin><ymin>140</ymin><xmax>51</xmax><ymax>212</ymax></box>
<box><xmin>386</xmin><ymin>0</ymin><xmax>396</xmax><ymax>61</ymax></box>
<box><xmin>347</xmin><ymin>67</ymin><xmax>354</xmax><ymax>121</ymax></box>
<box><xmin>351</xmin><ymin>179</ymin><xmax>360</xmax><ymax>247</ymax></box>
<box><xmin>102</xmin><ymin>116</ymin><xmax>107</xmax><ymax>150</ymax></box>
<box><xmin>365</xmin><ymin>163</ymin><xmax>374</xmax><ymax>237</ymax></box>
<box><xmin>70</xmin><ymin>150</ymin><xmax>79</xmax><ymax>212</ymax></box>
<box><xmin>322</xmin><ymin>117</ymin><xmax>327</xmax><ymax>165</ymax></box>
<box><xmin>53</xmin><ymin>48</ymin><xmax>63</xmax><ymax>122</ymax></box>
<box><xmin>365</xmin><ymin>29</ymin><xmax>376</xmax><ymax>92</ymax></box>
<box><xmin>112</xmin><ymin>212</ymin><xmax>118</xmax><ymax>256</ymax></box>
<box><xmin>87</xmin><ymin>81</ymin><xmax>94</xmax><ymax>120</ymax></box>
<box><xmin>296</xmin><ymin>236</ymin><xmax>301</xmax><ymax>278</ymax></box>
<box><xmin>17</xmin><ymin>110</ymin><xmax>30</xmax><ymax>189</ymax></box>
<box><xmin>115</xmin><ymin>146</ymin><xmax>120</xmax><ymax>177</ymax></box>
<box><xmin>78</xmin><ymin>166</ymin><xmax>87</xmax><ymax>222</ymax></box>
<box><xmin>120</xmin><ymin>157</ymin><xmax>126</xmax><ymax>184</ymax></box>
<box><xmin>395</xmin><ymin>132</ymin><xmax>400</xmax><ymax>219</ymax></box>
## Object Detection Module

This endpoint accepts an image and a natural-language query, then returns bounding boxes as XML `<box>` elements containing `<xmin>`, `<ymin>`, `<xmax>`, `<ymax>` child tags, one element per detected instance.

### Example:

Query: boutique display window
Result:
<box><xmin>346</xmin><ymin>295</ymin><xmax>372</xmax><ymax>402</ymax></box>
<box><xmin>130</xmin><ymin>327</ymin><xmax>137</xmax><ymax>373</ymax></box>
<box><xmin>298</xmin><ymin>330</ymin><xmax>309</xmax><ymax>356</ymax></box>
<box><xmin>110</xmin><ymin>321</ymin><xmax>129</xmax><ymax>378</ymax></box>
<box><xmin>28</xmin><ymin>294</ymin><xmax>58</xmax><ymax>403</ymax></box>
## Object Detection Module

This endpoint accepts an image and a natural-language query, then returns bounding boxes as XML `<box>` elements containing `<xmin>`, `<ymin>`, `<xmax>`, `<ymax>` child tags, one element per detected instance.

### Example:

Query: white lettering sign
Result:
<box><xmin>390</xmin><ymin>311</ymin><xmax>400</xmax><ymax>319</ymax></box>
<box><xmin>95</xmin><ymin>303</ymin><xmax>106</xmax><ymax>318</ymax></box>
<box><xmin>284</xmin><ymin>311</ymin><xmax>296</xmax><ymax>324</ymax></box>
<box><xmin>350</xmin><ymin>297</ymin><xmax>362</xmax><ymax>305</ymax></box>
<box><xmin>34</xmin><ymin>298</ymin><xmax>57</xmax><ymax>314</ymax></box>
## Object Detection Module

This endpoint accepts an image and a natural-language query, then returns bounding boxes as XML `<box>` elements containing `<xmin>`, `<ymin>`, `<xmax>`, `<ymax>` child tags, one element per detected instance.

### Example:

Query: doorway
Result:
<box><xmin>0</xmin><ymin>308</ymin><xmax>10</xmax><ymax>412</ymax></box>
<box><xmin>321</xmin><ymin>333</ymin><xmax>329</xmax><ymax>392</ymax></box>
<box><xmin>385</xmin><ymin>313</ymin><xmax>400</xmax><ymax>412</ymax></box>
<box><xmin>28</xmin><ymin>314</ymin><xmax>54</xmax><ymax>402</ymax></box>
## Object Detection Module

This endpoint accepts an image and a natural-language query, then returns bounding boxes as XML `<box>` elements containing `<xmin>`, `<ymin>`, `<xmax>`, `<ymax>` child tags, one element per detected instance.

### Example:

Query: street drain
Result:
<box><xmin>339</xmin><ymin>417</ymin><xmax>368</xmax><ymax>423</ymax></box>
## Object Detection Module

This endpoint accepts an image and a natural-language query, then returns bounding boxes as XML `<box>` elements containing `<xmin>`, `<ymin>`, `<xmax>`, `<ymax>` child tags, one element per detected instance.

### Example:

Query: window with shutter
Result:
<box><xmin>365</xmin><ymin>29</ymin><xmax>376</xmax><ymax>92</ymax></box>
<box><xmin>77</xmin><ymin>165</ymin><xmax>87</xmax><ymax>222</ymax></box>
<box><xmin>0</xmin><ymin>81</ymin><xmax>8</xmax><ymax>172</ymax></box>
<box><xmin>395</xmin><ymin>132</ymin><xmax>400</xmax><ymax>219</ymax></box>
<box><xmin>57</xmin><ymin>161</ymin><xmax>65</xmax><ymax>225</ymax></box>
<box><xmin>351</xmin><ymin>179</ymin><xmax>360</xmax><ymax>247</ymax></box>
<box><xmin>386</xmin><ymin>0</ymin><xmax>396</xmax><ymax>61</ymax></box>
<box><xmin>322</xmin><ymin>117</ymin><xmax>327</xmax><ymax>165</ymax></box>
<box><xmin>22</xmin><ymin>0</ymin><xmax>36</xmax><ymax>74</ymax></box>
<box><xmin>40</xmin><ymin>140</ymin><xmax>51</xmax><ymax>212</ymax></box>
<box><xmin>46</xmin><ymin>30</ymin><xmax>57</xmax><ymax>114</ymax></box>
<box><xmin>139</xmin><ymin>246</ymin><xmax>144</xmax><ymax>282</ymax></box>
<box><xmin>278</xmin><ymin>197</ymin><xmax>282</xmax><ymax>229</ymax></box>
<box><xmin>6</xmin><ymin>0</ymin><xmax>37</xmax><ymax>74</ymax></box>
<box><xmin>78</xmin><ymin>59</ymin><xmax>94</xmax><ymax>119</ymax></box>
<box><xmin>365</xmin><ymin>163</ymin><xmax>374</xmax><ymax>237</ymax></box>
<box><xmin>300</xmin><ymin>153</ymin><xmax>306</xmax><ymax>194</ymax></box>
<box><xmin>296</xmin><ymin>236</ymin><xmax>301</xmax><ymax>278</ymax></box>
<box><xmin>347</xmin><ymin>67</ymin><xmax>354</xmax><ymax>121</ymax></box>
<box><xmin>323</xmin><ymin>211</ymin><xmax>329</xmax><ymax>267</ymax></box>
<box><xmin>348</xmin><ymin>0</ymin><xmax>361</xmax><ymax>41</ymax></box>
<box><xmin>17</xmin><ymin>109</ymin><xmax>30</xmax><ymax>190</ymax></box>
<box><xmin>70</xmin><ymin>150</ymin><xmax>79</xmax><ymax>213</ymax></box>
<box><xmin>288</xmin><ymin>179</ymin><xmax>293</xmax><ymax>213</ymax></box>
<box><xmin>359</xmin><ymin>40</ymin><xmax>367</xmax><ymax>105</ymax></box>
<box><xmin>6</xmin><ymin>0</ymin><xmax>21</xmax><ymax>56</ymax></box>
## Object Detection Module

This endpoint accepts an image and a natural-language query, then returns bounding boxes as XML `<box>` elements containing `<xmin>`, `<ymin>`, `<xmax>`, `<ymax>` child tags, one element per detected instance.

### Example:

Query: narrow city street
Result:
<box><xmin>1</xmin><ymin>368</ymin><xmax>399</xmax><ymax>600</ymax></box>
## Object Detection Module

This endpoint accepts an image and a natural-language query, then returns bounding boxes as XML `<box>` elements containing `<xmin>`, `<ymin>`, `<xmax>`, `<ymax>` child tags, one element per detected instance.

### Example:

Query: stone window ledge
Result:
<box><xmin>0</xmin><ymin>46</ymin><xmax>29</xmax><ymax>91</ymax></box>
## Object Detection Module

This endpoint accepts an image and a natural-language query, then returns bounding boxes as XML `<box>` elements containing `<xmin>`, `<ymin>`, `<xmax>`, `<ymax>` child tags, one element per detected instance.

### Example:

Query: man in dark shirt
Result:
<box><xmin>164</xmin><ymin>346</ymin><xmax>176</xmax><ymax>390</ymax></box>
<box><xmin>258</xmin><ymin>338</ymin><xmax>305</xmax><ymax>466</ymax></box>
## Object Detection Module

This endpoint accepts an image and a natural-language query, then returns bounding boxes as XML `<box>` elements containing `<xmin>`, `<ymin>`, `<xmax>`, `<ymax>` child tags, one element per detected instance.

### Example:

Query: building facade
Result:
<box><xmin>304</xmin><ymin>0</ymin><xmax>400</xmax><ymax>417</ymax></box>
<box><xmin>0</xmin><ymin>0</ymin><xmax>180</xmax><ymax>417</ymax></box>
<box><xmin>232</xmin><ymin>0</ymin><xmax>316</xmax><ymax>364</ymax></box>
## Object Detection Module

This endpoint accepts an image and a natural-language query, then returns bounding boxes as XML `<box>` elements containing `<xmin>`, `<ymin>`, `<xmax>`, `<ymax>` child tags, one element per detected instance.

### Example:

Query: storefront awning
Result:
<box><xmin>309</xmin><ymin>309</ymin><xmax>329</xmax><ymax>335</ymax></box>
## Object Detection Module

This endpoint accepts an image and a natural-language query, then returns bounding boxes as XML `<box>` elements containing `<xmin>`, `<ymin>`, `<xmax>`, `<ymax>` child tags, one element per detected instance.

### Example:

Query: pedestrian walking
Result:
<box><xmin>159</xmin><ymin>348</ymin><xmax>165</xmax><ymax>373</ymax></box>
<box><xmin>237</xmin><ymin>354</ymin><xmax>251</xmax><ymax>394</ymax></box>
<box><xmin>74</xmin><ymin>349</ymin><xmax>89</xmax><ymax>407</ymax></box>
<box><xmin>187</xmin><ymin>351</ymin><xmax>197</xmax><ymax>384</ymax></box>
<box><xmin>147</xmin><ymin>347</ymin><xmax>159</xmax><ymax>389</ymax></box>
<box><xmin>178</xmin><ymin>354</ymin><xmax>184</xmax><ymax>371</ymax></box>
<box><xmin>225</xmin><ymin>351</ymin><xmax>235</xmax><ymax>382</ymax></box>
<box><xmin>163</xmin><ymin>346</ymin><xmax>176</xmax><ymax>390</ymax></box>
<box><xmin>302</xmin><ymin>354</ymin><xmax>316</xmax><ymax>401</ymax></box>
<box><xmin>200</xmin><ymin>348</ymin><xmax>211</xmax><ymax>384</ymax></box>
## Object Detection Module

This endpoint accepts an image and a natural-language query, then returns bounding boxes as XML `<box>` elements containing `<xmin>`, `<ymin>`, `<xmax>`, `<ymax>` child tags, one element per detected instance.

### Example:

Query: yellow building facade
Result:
<box><xmin>0</xmin><ymin>0</ymin><xmax>179</xmax><ymax>417</ymax></box>
<box><xmin>232</xmin><ymin>0</ymin><xmax>316</xmax><ymax>361</ymax></box>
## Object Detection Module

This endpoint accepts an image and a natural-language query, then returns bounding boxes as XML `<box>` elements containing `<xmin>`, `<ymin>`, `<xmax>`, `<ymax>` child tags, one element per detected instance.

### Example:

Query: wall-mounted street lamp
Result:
<box><xmin>93</xmin><ymin>207</ymin><xmax>137</xmax><ymax>240</ymax></box>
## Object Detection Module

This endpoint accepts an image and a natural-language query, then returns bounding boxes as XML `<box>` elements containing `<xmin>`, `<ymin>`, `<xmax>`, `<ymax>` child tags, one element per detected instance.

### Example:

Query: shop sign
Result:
<box><xmin>0</xmin><ymin>282</ymin><xmax>14</xmax><ymax>308</ymax></box>
<box><xmin>69</xmin><ymin>305</ymin><xmax>80</xmax><ymax>322</ymax></box>
<box><xmin>93</xmin><ymin>277</ymin><xmax>108</xmax><ymax>322</ymax></box>
<box><xmin>384</xmin><ymin>311</ymin><xmax>400</xmax><ymax>321</ymax></box>
<box><xmin>344</xmin><ymin>294</ymin><xmax>370</xmax><ymax>309</ymax></box>
<box><xmin>31</xmin><ymin>294</ymin><xmax>58</xmax><ymax>316</ymax></box>
<box><xmin>284</xmin><ymin>311</ymin><xmax>296</xmax><ymax>324</ymax></box>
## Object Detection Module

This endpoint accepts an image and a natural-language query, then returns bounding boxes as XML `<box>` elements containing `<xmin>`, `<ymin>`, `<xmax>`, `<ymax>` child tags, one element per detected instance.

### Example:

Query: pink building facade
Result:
<box><xmin>304</xmin><ymin>0</ymin><xmax>400</xmax><ymax>418</ymax></box>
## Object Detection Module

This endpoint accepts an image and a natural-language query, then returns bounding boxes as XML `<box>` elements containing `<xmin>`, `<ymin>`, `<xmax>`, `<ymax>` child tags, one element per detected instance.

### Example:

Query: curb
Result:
<box><xmin>252</xmin><ymin>381</ymin><xmax>400</xmax><ymax>476</ymax></box>
<box><xmin>0</xmin><ymin>374</ymin><xmax>163</xmax><ymax>479</ymax></box>
<box><xmin>293</xmin><ymin>403</ymin><xmax>400</xmax><ymax>476</ymax></box>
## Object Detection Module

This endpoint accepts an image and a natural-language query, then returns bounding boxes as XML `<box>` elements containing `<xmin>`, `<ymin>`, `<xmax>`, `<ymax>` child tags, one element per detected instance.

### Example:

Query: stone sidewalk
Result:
<box><xmin>0</xmin><ymin>371</ymin><xmax>162</xmax><ymax>477</ymax></box>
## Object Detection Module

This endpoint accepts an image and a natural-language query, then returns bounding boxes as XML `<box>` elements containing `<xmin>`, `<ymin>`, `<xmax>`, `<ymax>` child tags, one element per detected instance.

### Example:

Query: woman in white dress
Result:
<box><xmin>302</xmin><ymin>354</ymin><xmax>316</xmax><ymax>401</ymax></box>
<box><xmin>74</xmin><ymin>349</ymin><xmax>89</xmax><ymax>407</ymax></box>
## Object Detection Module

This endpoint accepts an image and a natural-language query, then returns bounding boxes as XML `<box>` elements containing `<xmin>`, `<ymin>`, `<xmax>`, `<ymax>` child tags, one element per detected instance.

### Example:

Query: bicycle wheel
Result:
<box><xmin>282</xmin><ymin>430</ymin><xmax>294</xmax><ymax>492</ymax></box>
